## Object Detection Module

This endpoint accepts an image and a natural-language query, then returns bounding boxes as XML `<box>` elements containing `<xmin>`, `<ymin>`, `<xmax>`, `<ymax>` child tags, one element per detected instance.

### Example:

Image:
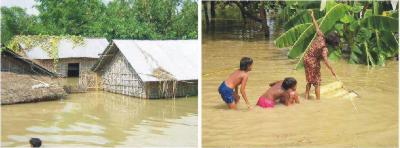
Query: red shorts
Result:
<box><xmin>257</xmin><ymin>96</ymin><xmax>275</xmax><ymax>108</ymax></box>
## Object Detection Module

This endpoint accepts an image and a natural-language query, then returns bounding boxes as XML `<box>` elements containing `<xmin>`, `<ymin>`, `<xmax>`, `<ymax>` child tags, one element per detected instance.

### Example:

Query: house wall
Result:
<box><xmin>144</xmin><ymin>80</ymin><xmax>198</xmax><ymax>99</ymax></box>
<box><xmin>100</xmin><ymin>51</ymin><xmax>147</xmax><ymax>98</ymax></box>
<box><xmin>1</xmin><ymin>53</ymin><xmax>48</xmax><ymax>75</ymax></box>
<box><xmin>96</xmin><ymin>49</ymin><xmax>198</xmax><ymax>99</ymax></box>
<box><xmin>37</xmin><ymin>58</ymin><xmax>98</xmax><ymax>77</ymax></box>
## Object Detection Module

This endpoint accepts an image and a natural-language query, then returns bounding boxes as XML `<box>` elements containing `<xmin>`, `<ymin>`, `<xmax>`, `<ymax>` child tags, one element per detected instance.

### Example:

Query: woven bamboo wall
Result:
<box><xmin>144</xmin><ymin>80</ymin><xmax>198</xmax><ymax>99</ymax></box>
<box><xmin>100</xmin><ymin>51</ymin><xmax>146</xmax><ymax>98</ymax></box>
<box><xmin>98</xmin><ymin>50</ymin><xmax>198</xmax><ymax>99</ymax></box>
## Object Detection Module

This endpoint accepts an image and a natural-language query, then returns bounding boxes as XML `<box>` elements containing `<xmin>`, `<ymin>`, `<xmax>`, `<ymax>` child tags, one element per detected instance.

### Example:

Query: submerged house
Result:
<box><xmin>1</xmin><ymin>49</ymin><xmax>56</xmax><ymax>76</ymax></box>
<box><xmin>92</xmin><ymin>40</ymin><xmax>198</xmax><ymax>99</ymax></box>
<box><xmin>1</xmin><ymin>49</ymin><xmax>66</xmax><ymax>105</ymax></box>
<box><xmin>22</xmin><ymin>38</ymin><xmax>109</xmax><ymax>77</ymax></box>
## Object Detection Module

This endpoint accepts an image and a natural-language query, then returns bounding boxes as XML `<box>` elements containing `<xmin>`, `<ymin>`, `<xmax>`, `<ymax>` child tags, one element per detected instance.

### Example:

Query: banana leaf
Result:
<box><xmin>379</xmin><ymin>30</ymin><xmax>399</xmax><ymax>55</ymax></box>
<box><xmin>283</xmin><ymin>9</ymin><xmax>323</xmax><ymax>30</ymax></box>
<box><xmin>289</xmin><ymin>4</ymin><xmax>348</xmax><ymax>69</ymax></box>
<box><xmin>360</xmin><ymin>16</ymin><xmax>399</xmax><ymax>32</ymax></box>
<box><xmin>275</xmin><ymin>23</ymin><xmax>311</xmax><ymax>48</ymax></box>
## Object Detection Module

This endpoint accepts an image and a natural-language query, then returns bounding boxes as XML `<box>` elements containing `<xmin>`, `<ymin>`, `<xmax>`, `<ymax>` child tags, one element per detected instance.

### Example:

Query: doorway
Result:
<box><xmin>67</xmin><ymin>63</ymin><xmax>80</xmax><ymax>77</ymax></box>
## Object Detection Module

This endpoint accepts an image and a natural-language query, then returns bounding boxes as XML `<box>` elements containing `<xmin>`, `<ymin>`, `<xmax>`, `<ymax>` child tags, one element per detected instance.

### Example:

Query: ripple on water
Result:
<box><xmin>202</xmin><ymin>37</ymin><xmax>398</xmax><ymax>147</ymax></box>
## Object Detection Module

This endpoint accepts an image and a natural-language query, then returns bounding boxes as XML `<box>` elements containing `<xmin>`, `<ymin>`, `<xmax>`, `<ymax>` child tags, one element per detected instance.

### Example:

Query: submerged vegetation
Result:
<box><xmin>202</xmin><ymin>1</ymin><xmax>398</xmax><ymax>67</ymax></box>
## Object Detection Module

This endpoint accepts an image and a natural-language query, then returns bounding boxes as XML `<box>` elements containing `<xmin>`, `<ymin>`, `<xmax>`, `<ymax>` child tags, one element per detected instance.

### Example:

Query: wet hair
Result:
<box><xmin>29</xmin><ymin>138</ymin><xmax>42</xmax><ymax>147</ymax></box>
<box><xmin>239</xmin><ymin>57</ymin><xmax>253</xmax><ymax>71</ymax></box>
<box><xmin>325</xmin><ymin>32</ymin><xmax>340</xmax><ymax>47</ymax></box>
<box><xmin>282</xmin><ymin>77</ymin><xmax>297</xmax><ymax>90</ymax></box>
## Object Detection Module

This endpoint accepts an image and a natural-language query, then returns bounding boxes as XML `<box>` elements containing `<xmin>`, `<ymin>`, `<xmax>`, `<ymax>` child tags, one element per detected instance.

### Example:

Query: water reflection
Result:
<box><xmin>2</xmin><ymin>92</ymin><xmax>197</xmax><ymax>147</ymax></box>
<box><xmin>202</xmin><ymin>19</ymin><xmax>398</xmax><ymax>147</ymax></box>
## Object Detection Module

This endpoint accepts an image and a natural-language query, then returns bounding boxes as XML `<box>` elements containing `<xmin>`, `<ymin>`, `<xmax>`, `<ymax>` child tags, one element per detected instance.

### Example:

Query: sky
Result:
<box><xmin>1</xmin><ymin>0</ymin><xmax>113</xmax><ymax>15</ymax></box>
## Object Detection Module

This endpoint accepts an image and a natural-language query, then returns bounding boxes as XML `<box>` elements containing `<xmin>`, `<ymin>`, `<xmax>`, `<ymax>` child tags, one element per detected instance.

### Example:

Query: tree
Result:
<box><xmin>1</xmin><ymin>0</ymin><xmax>198</xmax><ymax>45</ymax></box>
<box><xmin>1</xmin><ymin>7</ymin><xmax>43</xmax><ymax>44</ymax></box>
<box><xmin>35</xmin><ymin>0</ymin><xmax>107</xmax><ymax>36</ymax></box>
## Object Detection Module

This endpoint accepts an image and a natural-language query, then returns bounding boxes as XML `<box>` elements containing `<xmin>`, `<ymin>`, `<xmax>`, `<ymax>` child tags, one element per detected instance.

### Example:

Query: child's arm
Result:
<box><xmin>309</xmin><ymin>10</ymin><xmax>323</xmax><ymax>36</ymax></box>
<box><xmin>235</xmin><ymin>86</ymin><xmax>239</xmax><ymax>96</ymax></box>
<box><xmin>282</xmin><ymin>92</ymin><xmax>290</xmax><ymax>106</ymax></box>
<box><xmin>269</xmin><ymin>80</ymin><xmax>282</xmax><ymax>87</ymax></box>
<box><xmin>322</xmin><ymin>47</ymin><xmax>337</xmax><ymax>79</ymax></box>
<box><xmin>290</xmin><ymin>91</ymin><xmax>300</xmax><ymax>104</ymax></box>
<box><xmin>240</xmin><ymin>74</ymin><xmax>251</xmax><ymax>109</ymax></box>
<box><xmin>234</xmin><ymin>85</ymin><xmax>240</xmax><ymax>100</ymax></box>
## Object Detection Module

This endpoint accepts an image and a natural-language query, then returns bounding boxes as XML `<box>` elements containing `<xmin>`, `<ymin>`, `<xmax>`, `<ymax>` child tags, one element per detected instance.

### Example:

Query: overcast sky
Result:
<box><xmin>1</xmin><ymin>0</ymin><xmax>113</xmax><ymax>15</ymax></box>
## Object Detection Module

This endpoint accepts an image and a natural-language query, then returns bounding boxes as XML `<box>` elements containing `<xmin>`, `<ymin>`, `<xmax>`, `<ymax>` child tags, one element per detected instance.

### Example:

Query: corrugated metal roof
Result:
<box><xmin>23</xmin><ymin>38</ymin><xmax>109</xmax><ymax>59</ymax></box>
<box><xmin>112</xmin><ymin>40</ymin><xmax>199</xmax><ymax>82</ymax></box>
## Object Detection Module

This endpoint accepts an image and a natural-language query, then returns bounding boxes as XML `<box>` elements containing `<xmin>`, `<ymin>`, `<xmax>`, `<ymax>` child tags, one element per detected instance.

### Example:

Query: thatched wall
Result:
<box><xmin>37</xmin><ymin>58</ymin><xmax>98</xmax><ymax>77</ymax></box>
<box><xmin>1</xmin><ymin>72</ymin><xmax>66</xmax><ymax>105</ymax></box>
<box><xmin>1</xmin><ymin>52</ymin><xmax>48</xmax><ymax>75</ymax></box>
<box><xmin>101</xmin><ymin>51</ymin><xmax>146</xmax><ymax>98</ymax></box>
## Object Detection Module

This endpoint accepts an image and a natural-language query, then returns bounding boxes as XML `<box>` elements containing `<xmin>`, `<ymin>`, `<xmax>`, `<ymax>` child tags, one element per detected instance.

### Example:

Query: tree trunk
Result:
<box><xmin>259</xmin><ymin>1</ymin><xmax>269</xmax><ymax>37</ymax></box>
<box><xmin>203</xmin><ymin>1</ymin><xmax>210</xmax><ymax>31</ymax></box>
<box><xmin>210</xmin><ymin>1</ymin><xmax>216</xmax><ymax>18</ymax></box>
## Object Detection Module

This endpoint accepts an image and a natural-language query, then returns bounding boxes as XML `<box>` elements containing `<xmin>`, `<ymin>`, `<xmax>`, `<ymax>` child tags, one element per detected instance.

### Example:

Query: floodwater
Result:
<box><xmin>202</xmin><ymin>20</ymin><xmax>398</xmax><ymax>147</ymax></box>
<box><xmin>2</xmin><ymin>91</ymin><xmax>197</xmax><ymax>147</ymax></box>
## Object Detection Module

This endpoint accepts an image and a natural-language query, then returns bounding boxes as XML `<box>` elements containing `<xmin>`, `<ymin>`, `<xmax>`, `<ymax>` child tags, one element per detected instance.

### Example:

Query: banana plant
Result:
<box><xmin>275</xmin><ymin>1</ymin><xmax>398</xmax><ymax>69</ymax></box>
<box><xmin>275</xmin><ymin>3</ymin><xmax>347</xmax><ymax>69</ymax></box>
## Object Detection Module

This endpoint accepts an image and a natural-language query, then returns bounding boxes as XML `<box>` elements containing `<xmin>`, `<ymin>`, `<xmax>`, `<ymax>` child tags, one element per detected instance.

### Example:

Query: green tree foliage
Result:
<box><xmin>1</xmin><ymin>0</ymin><xmax>197</xmax><ymax>45</ymax></box>
<box><xmin>36</xmin><ymin>0</ymin><xmax>107</xmax><ymax>36</ymax></box>
<box><xmin>1</xmin><ymin>7</ymin><xmax>44</xmax><ymax>44</ymax></box>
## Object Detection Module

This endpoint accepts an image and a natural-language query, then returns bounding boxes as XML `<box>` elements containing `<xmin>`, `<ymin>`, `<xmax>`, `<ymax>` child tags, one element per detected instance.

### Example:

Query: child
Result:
<box><xmin>257</xmin><ymin>77</ymin><xmax>299</xmax><ymax>108</ymax></box>
<box><xmin>304</xmin><ymin>10</ymin><xmax>337</xmax><ymax>100</ymax></box>
<box><xmin>29</xmin><ymin>138</ymin><xmax>42</xmax><ymax>148</ymax></box>
<box><xmin>218</xmin><ymin>57</ymin><xmax>253</xmax><ymax>109</ymax></box>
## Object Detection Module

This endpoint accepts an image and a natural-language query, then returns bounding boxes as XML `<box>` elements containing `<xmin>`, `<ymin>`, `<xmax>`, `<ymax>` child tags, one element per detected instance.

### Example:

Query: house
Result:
<box><xmin>92</xmin><ymin>40</ymin><xmax>199</xmax><ymax>99</ymax></box>
<box><xmin>22</xmin><ymin>38</ymin><xmax>109</xmax><ymax>77</ymax></box>
<box><xmin>1</xmin><ymin>49</ymin><xmax>66</xmax><ymax>105</ymax></box>
<box><xmin>1</xmin><ymin>49</ymin><xmax>57</xmax><ymax>76</ymax></box>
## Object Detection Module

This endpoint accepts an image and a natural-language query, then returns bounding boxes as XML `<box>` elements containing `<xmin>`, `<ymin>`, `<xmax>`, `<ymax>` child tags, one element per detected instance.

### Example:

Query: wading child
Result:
<box><xmin>304</xmin><ymin>10</ymin><xmax>337</xmax><ymax>100</ymax></box>
<box><xmin>218</xmin><ymin>57</ymin><xmax>253</xmax><ymax>109</ymax></box>
<box><xmin>257</xmin><ymin>77</ymin><xmax>299</xmax><ymax>108</ymax></box>
<box><xmin>29</xmin><ymin>138</ymin><xmax>42</xmax><ymax>148</ymax></box>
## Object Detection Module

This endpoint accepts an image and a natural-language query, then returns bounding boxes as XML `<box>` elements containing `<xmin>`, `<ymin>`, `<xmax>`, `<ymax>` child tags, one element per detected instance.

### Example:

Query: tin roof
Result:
<box><xmin>23</xmin><ymin>38</ymin><xmax>109</xmax><ymax>59</ymax></box>
<box><xmin>93</xmin><ymin>40</ymin><xmax>199</xmax><ymax>82</ymax></box>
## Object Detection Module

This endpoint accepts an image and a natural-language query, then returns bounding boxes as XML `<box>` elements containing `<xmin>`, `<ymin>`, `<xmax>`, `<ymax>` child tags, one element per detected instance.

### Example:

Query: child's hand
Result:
<box><xmin>309</xmin><ymin>10</ymin><xmax>314</xmax><ymax>15</ymax></box>
<box><xmin>247</xmin><ymin>104</ymin><xmax>252</xmax><ymax>110</ymax></box>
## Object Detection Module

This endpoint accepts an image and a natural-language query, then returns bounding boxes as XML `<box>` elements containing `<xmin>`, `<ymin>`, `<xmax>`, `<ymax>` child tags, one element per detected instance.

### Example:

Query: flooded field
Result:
<box><xmin>202</xmin><ymin>20</ymin><xmax>398</xmax><ymax>147</ymax></box>
<box><xmin>2</xmin><ymin>92</ymin><xmax>197</xmax><ymax>147</ymax></box>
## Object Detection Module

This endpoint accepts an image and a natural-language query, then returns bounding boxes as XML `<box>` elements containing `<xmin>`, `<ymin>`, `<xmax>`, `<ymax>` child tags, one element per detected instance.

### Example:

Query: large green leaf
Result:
<box><xmin>289</xmin><ymin>4</ymin><xmax>347</xmax><ymax>60</ymax></box>
<box><xmin>290</xmin><ymin>4</ymin><xmax>348</xmax><ymax>69</ymax></box>
<box><xmin>283</xmin><ymin>9</ymin><xmax>323</xmax><ymax>30</ymax></box>
<box><xmin>390</xmin><ymin>11</ymin><xmax>398</xmax><ymax>18</ymax></box>
<box><xmin>380</xmin><ymin>30</ymin><xmax>399</xmax><ymax>54</ymax></box>
<box><xmin>275</xmin><ymin>23</ymin><xmax>311</xmax><ymax>48</ymax></box>
<box><xmin>360</xmin><ymin>16</ymin><xmax>398</xmax><ymax>32</ymax></box>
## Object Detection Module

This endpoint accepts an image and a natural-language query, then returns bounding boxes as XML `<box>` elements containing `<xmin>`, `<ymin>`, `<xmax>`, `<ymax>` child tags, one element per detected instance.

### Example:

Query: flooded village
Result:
<box><xmin>1</xmin><ymin>0</ymin><xmax>198</xmax><ymax>147</ymax></box>
<box><xmin>1</xmin><ymin>37</ymin><xmax>199</xmax><ymax>147</ymax></box>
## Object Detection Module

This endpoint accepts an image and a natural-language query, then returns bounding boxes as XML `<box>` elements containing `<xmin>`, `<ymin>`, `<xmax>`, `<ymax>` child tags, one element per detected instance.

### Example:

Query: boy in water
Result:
<box><xmin>257</xmin><ymin>77</ymin><xmax>299</xmax><ymax>108</ymax></box>
<box><xmin>218</xmin><ymin>57</ymin><xmax>253</xmax><ymax>109</ymax></box>
<box><xmin>29</xmin><ymin>138</ymin><xmax>42</xmax><ymax>148</ymax></box>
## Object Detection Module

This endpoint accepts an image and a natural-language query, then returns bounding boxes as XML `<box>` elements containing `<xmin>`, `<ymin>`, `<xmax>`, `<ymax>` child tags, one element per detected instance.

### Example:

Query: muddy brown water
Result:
<box><xmin>2</xmin><ymin>91</ymin><xmax>197</xmax><ymax>147</ymax></box>
<box><xmin>202</xmin><ymin>20</ymin><xmax>398</xmax><ymax>147</ymax></box>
